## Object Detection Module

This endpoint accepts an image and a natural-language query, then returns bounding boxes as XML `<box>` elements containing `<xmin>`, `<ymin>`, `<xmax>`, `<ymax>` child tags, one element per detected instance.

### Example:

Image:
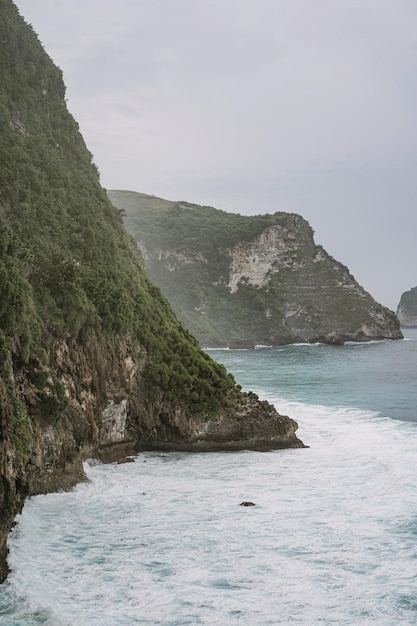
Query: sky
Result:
<box><xmin>15</xmin><ymin>0</ymin><xmax>417</xmax><ymax>310</ymax></box>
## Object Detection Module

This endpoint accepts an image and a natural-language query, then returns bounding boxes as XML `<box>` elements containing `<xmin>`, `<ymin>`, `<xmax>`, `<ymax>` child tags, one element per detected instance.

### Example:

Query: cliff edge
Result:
<box><xmin>0</xmin><ymin>1</ymin><xmax>303</xmax><ymax>582</ymax></box>
<box><xmin>108</xmin><ymin>190</ymin><xmax>402</xmax><ymax>347</ymax></box>
<box><xmin>397</xmin><ymin>287</ymin><xmax>417</xmax><ymax>327</ymax></box>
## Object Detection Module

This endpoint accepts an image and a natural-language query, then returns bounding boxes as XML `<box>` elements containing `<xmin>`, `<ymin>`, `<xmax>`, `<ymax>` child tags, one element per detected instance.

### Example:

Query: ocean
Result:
<box><xmin>1</xmin><ymin>328</ymin><xmax>417</xmax><ymax>625</ymax></box>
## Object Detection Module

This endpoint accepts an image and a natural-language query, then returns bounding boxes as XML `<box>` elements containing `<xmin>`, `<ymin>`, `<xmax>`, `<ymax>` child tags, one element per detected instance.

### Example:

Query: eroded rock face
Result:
<box><xmin>100</xmin><ymin>400</ymin><xmax>129</xmax><ymax>446</ymax></box>
<box><xmin>0</xmin><ymin>2</ymin><xmax>306</xmax><ymax>584</ymax></box>
<box><xmin>0</xmin><ymin>334</ymin><xmax>304</xmax><ymax>582</ymax></box>
<box><xmin>227</xmin><ymin>224</ymin><xmax>305</xmax><ymax>293</ymax></box>
<box><xmin>109</xmin><ymin>191</ymin><xmax>403</xmax><ymax>347</ymax></box>
<box><xmin>135</xmin><ymin>392</ymin><xmax>304</xmax><ymax>452</ymax></box>
<box><xmin>397</xmin><ymin>287</ymin><xmax>417</xmax><ymax>327</ymax></box>
<box><xmin>226</xmin><ymin>220</ymin><xmax>401</xmax><ymax>344</ymax></box>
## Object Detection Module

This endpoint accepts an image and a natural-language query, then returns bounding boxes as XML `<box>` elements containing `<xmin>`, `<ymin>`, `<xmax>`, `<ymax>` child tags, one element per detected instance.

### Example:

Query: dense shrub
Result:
<box><xmin>0</xmin><ymin>0</ymin><xmax>242</xmax><ymax>419</ymax></box>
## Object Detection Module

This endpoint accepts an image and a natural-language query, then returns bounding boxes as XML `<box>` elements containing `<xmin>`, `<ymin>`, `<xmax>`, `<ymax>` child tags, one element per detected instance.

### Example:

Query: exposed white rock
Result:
<box><xmin>397</xmin><ymin>304</ymin><xmax>417</xmax><ymax>327</ymax></box>
<box><xmin>100</xmin><ymin>399</ymin><xmax>128</xmax><ymax>445</ymax></box>
<box><xmin>227</xmin><ymin>225</ymin><xmax>301</xmax><ymax>293</ymax></box>
<box><xmin>110</xmin><ymin>190</ymin><xmax>403</xmax><ymax>346</ymax></box>
<box><xmin>397</xmin><ymin>288</ymin><xmax>417</xmax><ymax>327</ymax></box>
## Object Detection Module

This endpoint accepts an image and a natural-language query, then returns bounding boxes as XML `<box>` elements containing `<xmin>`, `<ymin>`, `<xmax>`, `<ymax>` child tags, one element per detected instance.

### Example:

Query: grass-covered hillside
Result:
<box><xmin>0</xmin><ymin>0</ymin><xmax>242</xmax><ymax>416</ymax></box>
<box><xmin>0</xmin><ymin>1</ymin><xmax>306</xmax><ymax>583</ymax></box>
<box><xmin>108</xmin><ymin>191</ymin><xmax>295</xmax><ymax>345</ymax></box>
<box><xmin>109</xmin><ymin>190</ymin><xmax>402</xmax><ymax>347</ymax></box>
<box><xmin>0</xmin><ymin>0</ymin><xmax>293</xmax><ymax>581</ymax></box>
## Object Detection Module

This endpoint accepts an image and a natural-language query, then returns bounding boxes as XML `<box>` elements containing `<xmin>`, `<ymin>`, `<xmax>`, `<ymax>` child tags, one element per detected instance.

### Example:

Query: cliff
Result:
<box><xmin>0</xmin><ymin>1</ymin><xmax>304</xmax><ymax>582</ymax></box>
<box><xmin>108</xmin><ymin>190</ymin><xmax>402</xmax><ymax>347</ymax></box>
<box><xmin>397</xmin><ymin>287</ymin><xmax>417</xmax><ymax>327</ymax></box>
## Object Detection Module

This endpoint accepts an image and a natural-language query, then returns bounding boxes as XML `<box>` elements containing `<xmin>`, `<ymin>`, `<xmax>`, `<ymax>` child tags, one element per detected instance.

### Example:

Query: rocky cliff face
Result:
<box><xmin>397</xmin><ymin>287</ymin><xmax>417</xmax><ymax>327</ymax></box>
<box><xmin>227</xmin><ymin>222</ymin><xmax>306</xmax><ymax>292</ymax></box>
<box><xmin>228</xmin><ymin>217</ymin><xmax>400</xmax><ymax>344</ymax></box>
<box><xmin>108</xmin><ymin>191</ymin><xmax>402</xmax><ymax>347</ymax></box>
<box><xmin>0</xmin><ymin>331</ymin><xmax>303</xmax><ymax>580</ymax></box>
<box><xmin>0</xmin><ymin>1</ymin><xmax>304</xmax><ymax>583</ymax></box>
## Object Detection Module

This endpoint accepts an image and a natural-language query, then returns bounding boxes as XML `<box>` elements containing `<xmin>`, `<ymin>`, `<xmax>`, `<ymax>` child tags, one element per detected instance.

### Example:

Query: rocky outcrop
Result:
<box><xmin>0</xmin><ymin>1</ymin><xmax>305</xmax><ymax>583</ymax></box>
<box><xmin>108</xmin><ymin>191</ymin><xmax>403</xmax><ymax>347</ymax></box>
<box><xmin>227</xmin><ymin>220</ymin><xmax>401</xmax><ymax>343</ymax></box>
<box><xmin>397</xmin><ymin>287</ymin><xmax>417</xmax><ymax>327</ymax></box>
<box><xmin>0</xmin><ymin>332</ymin><xmax>304</xmax><ymax>582</ymax></box>
<box><xmin>227</xmin><ymin>223</ymin><xmax>307</xmax><ymax>293</ymax></box>
<box><xmin>135</xmin><ymin>392</ymin><xmax>303</xmax><ymax>452</ymax></box>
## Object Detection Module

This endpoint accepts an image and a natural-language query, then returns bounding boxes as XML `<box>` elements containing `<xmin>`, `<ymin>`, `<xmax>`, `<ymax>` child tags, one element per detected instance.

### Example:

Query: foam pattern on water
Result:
<box><xmin>2</xmin><ymin>402</ymin><xmax>417</xmax><ymax>625</ymax></box>
<box><xmin>2</xmin><ymin>334</ymin><xmax>417</xmax><ymax>625</ymax></box>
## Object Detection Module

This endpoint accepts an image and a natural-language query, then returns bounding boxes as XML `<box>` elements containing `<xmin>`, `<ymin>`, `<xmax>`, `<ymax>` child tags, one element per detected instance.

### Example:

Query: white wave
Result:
<box><xmin>5</xmin><ymin>423</ymin><xmax>417</xmax><ymax>626</ymax></box>
<box><xmin>3</xmin><ymin>341</ymin><xmax>417</xmax><ymax>626</ymax></box>
<box><xmin>344</xmin><ymin>338</ymin><xmax>390</xmax><ymax>346</ymax></box>
<box><xmin>204</xmin><ymin>346</ymin><xmax>230</xmax><ymax>351</ymax></box>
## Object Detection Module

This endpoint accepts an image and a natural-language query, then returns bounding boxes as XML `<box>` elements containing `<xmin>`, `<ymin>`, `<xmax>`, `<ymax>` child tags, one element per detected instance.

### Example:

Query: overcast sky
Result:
<box><xmin>15</xmin><ymin>0</ymin><xmax>417</xmax><ymax>310</ymax></box>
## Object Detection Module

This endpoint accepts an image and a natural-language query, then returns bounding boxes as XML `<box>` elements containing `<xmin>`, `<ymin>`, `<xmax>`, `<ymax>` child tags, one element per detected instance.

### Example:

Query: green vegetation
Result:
<box><xmin>109</xmin><ymin>190</ymin><xmax>401</xmax><ymax>346</ymax></box>
<box><xmin>0</xmin><ymin>0</ymin><xmax>242</xmax><ymax>426</ymax></box>
<box><xmin>8</xmin><ymin>395</ymin><xmax>32</xmax><ymax>460</ymax></box>
<box><xmin>115</xmin><ymin>191</ymin><xmax>290</xmax><ymax>259</ymax></box>
<box><xmin>108</xmin><ymin>192</ymin><xmax>303</xmax><ymax>345</ymax></box>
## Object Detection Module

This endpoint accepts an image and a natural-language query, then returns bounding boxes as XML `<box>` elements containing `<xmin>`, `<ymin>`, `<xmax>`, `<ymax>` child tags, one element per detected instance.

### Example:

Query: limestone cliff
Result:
<box><xmin>0</xmin><ymin>1</ymin><xmax>304</xmax><ymax>583</ymax></box>
<box><xmin>397</xmin><ymin>287</ymin><xmax>417</xmax><ymax>327</ymax></box>
<box><xmin>108</xmin><ymin>190</ymin><xmax>402</xmax><ymax>347</ymax></box>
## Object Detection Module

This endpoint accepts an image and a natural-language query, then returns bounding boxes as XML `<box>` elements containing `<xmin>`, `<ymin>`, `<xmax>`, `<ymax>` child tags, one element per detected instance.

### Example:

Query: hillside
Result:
<box><xmin>397</xmin><ymin>287</ymin><xmax>417</xmax><ymax>327</ymax></box>
<box><xmin>0</xmin><ymin>0</ymin><xmax>304</xmax><ymax>582</ymax></box>
<box><xmin>108</xmin><ymin>190</ymin><xmax>402</xmax><ymax>347</ymax></box>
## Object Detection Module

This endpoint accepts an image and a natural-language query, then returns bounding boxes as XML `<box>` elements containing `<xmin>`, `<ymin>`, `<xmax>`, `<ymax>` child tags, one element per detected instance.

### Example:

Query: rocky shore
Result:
<box><xmin>0</xmin><ymin>335</ymin><xmax>304</xmax><ymax>583</ymax></box>
<box><xmin>0</xmin><ymin>0</ymin><xmax>306</xmax><ymax>585</ymax></box>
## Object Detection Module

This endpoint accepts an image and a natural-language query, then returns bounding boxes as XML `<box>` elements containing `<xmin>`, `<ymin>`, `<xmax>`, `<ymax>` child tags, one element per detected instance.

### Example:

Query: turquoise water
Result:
<box><xmin>1</xmin><ymin>329</ymin><xmax>417</xmax><ymax>625</ymax></box>
<box><xmin>209</xmin><ymin>328</ymin><xmax>417</xmax><ymax>422</ymax></box>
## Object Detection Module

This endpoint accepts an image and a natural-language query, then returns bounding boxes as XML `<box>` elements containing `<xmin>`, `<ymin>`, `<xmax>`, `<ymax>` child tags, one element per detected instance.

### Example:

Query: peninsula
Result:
<box><xmin>108</xmin><ymin>190</ymin><xmax>402</xmax><ymax>347</ymax></box>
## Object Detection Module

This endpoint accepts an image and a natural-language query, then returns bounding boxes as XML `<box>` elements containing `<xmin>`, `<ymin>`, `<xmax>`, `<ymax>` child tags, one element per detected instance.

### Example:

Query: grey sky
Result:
<box><xmin>15</xmin><ymin>0</ymin><xmax>417</xmax><ymax>310</ymax></box>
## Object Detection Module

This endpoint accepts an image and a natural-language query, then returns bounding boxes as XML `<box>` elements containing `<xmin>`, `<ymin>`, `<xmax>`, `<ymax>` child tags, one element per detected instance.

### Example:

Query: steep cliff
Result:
<box><xmin>0</xmin><ymin>1</ymin><xmax>304</xmax><ymax>582</ymax></box>
<box><xmin>108</xmin><ymin>190</ymin><xmax>402</xmax><ymax>347</ymax></box>
<box><xmin>397</xmin><ymin>287</ymin><xmax>417</xmax><ymax>327</ymax></box>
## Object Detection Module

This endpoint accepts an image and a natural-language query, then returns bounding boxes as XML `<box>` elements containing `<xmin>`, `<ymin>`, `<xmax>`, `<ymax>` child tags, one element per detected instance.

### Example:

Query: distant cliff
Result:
<box><xmin>108</xmin><ymin>190</ymin><xmax>402</xmax><ymax>347</ymax></box>
<box><xmin>0</xmin><ymin>0</ymin><xmax>304</xmax><ymax>582</ymax></box>
<box><xmin>397</xmin><ymin>287</ymin><xmax>417</xmax><ymax>327</ymax></box>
